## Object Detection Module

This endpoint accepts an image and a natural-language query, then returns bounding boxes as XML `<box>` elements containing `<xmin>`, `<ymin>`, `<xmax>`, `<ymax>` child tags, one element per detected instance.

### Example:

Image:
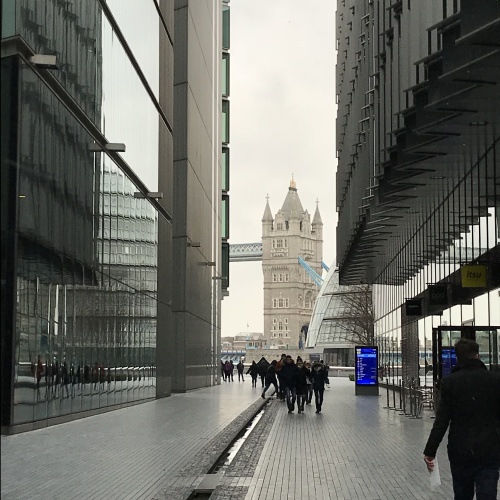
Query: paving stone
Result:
<box><xmin>1</xmin><ymin>379</ymin><xmax>456</xmax><ymax>499</ymax></box>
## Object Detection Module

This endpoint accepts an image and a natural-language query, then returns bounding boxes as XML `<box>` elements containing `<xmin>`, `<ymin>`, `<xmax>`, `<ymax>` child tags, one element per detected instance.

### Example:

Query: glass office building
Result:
<box><xmin>0</xmin><ymin>0</ymin><xmax>197</xmax><ymax>432</ymax></box>
<box><xmin>306</xmin><ymin>266</ymin><xmax>371</xmax><ymax>367</ymax></box>
<box><xmin>335</xmin><ymin>0</ymin><xmax>500</xmax><ymax>381</ymax></box>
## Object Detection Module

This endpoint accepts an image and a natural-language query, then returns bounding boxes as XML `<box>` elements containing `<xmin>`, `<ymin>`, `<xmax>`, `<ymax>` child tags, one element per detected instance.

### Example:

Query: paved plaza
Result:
<box><xmin>1</xmin><ymin>378</ymin><xmax>454</xmax><ymax>499</ymax></box>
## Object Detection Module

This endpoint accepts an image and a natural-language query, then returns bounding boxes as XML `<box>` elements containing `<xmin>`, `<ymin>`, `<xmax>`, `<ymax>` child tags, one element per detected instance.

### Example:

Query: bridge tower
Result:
<box><xmin>262</xmin><ymin>179</ymin><xmax>323</xmax><ymax>349</ymax></box>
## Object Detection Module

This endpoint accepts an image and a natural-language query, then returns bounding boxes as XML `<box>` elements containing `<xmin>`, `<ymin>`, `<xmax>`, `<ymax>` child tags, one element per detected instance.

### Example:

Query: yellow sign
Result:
<box><xmin>461</xmin><ymin>265</ymin><xmax>487</xmax><ymax>288</ymax></box>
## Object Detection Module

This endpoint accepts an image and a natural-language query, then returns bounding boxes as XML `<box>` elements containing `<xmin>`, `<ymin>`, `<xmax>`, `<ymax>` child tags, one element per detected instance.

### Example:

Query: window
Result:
<box><xmin>272</xmin><ymin>298</ymin><xmax>289</xmax><ymax>308</ymax></box>
<box><xmin>222</xmin><ymin>3</ymin><xmax>230</xmax><ymax>50</ymax></box>
<box><xmin>222</xmin><ymin>100</ymin><xmax>230</xmax><ymax>144</ymax></box>
<box><xmin>222</xmin><ymin>242</ymin><xmax>229</xmax><ymax>289</ymax></box>
<box><xmin>222</xmin><ymin>147</ymin><xmax>229</xmax><ymax>192</ymax></box>
<box><xmin>222</xmin><ymin>194</ymin><xmax>229</xmax><ymax>239</ymax></box>
<box><xmin>277</xmin><ymin>222</ymin><xmax>283</xmax><ymax>230</ymax></box>
<box><xmin>222</xmin><ymin>53</ymin><xmax>230</xmax><ymax>97</ymax></box>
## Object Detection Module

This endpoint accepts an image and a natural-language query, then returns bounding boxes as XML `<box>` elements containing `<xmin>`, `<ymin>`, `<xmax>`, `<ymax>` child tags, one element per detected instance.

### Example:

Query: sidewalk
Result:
<box><xmin>211</xmin><ymin>379</ymin><xmax>454</xmax><ymax>500</ymax></box>
<box><xmin>1</xmin><ymin>379</ymin><xmax>454</xmax><ymax>499</ymax></box>
<box><xmin>1</xmin><ymin>381</ymin><xmax>265</xmax><ymax>500</ymax></box>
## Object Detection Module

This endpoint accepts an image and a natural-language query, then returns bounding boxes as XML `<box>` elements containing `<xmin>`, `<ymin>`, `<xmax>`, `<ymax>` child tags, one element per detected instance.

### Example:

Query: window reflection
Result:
<box><xmin>12</xmin><ymin>60</ymin><xmax>158</xmax><ymax>425</ymax></box>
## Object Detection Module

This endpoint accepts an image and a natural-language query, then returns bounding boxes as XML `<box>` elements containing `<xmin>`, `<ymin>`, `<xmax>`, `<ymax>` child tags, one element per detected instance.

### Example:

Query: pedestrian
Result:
<box><xmin>237</xmin><ymin>360</ymin><xmax>245</xmax><ymax>382</ymax></box>
<box><xmin>229</xmin><ymin>360</ymin><xmax>235</xmax><ymax>381</ymax></box>
<box><xmin>36</xmin><ymin>356</ymin><xmax>44</xmax><ymax>400</ymax></box>
<box><xmin>296</xmin><ymin>359</ymin><xmax>308</xmax><ymax>413</ymax></box>
<box><xmin>423</xmin><ymin>339</ymin><xmax>500</xmax><ymax>499</ymax></box>
<box><xmin>281</xmin><ymin>355</ymin><xmax>300</xmax><ymax>413</ymax></box>
<box><xmin>304</xmin><ymin>361</ymin><xmax>313</xmax><ymax>405</ymax></box>
<box><xmin>311</xmin><ymin>361</ymin><xmax>329</xmax><ymax>414</ymax></box>
<box><xmin>62</xmin><ymin>361</ymin><xmax>70</xmax><ymax>398</ymax></box>
<box><xmin>44</xmin><ymin>360</ymin><xmax>50</xmax><ymax>399</ymax></box>
<box><xmin>258</xmin><ymin>361</ymin><xmax>268</xmax><ymax>388</ymax></box>
<box><xmin>224</xmin><ymin>361</ymin><xmax>232</xmax><ymax>382</ymax></box>
<box><xmin>275</xmin><ymin>353</ymin><xmax>287</xmax><ymax>401</ymax></box>
<box><xmin>247</xmin><ymin>361</ymin><xmax>259</xmax><ymax>387</ymax></box>
<box><xmin>262</xmin><ymin>360</ymin><xmax>279</xmax><ymax>398</ymax></box>
<box><xmin>53</xmin><ymin>360</ymin><xmax>60</xmax><ymax>397</ymax></box>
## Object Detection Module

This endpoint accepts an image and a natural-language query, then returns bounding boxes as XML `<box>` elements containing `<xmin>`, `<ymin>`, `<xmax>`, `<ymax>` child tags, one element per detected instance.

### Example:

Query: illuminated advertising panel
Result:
<box><xmin>355</xmin><ymin>346</ymin><xmax>378</xmax><ymax>386</ymax></box>
<box><xmin>440</xmin><ymin>347</ymin><xmax>457</xmax><ymax>378</ymax></box>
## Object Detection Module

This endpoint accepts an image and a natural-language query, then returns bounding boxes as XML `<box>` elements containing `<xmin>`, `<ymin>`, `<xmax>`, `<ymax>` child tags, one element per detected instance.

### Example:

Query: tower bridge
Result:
<box><xmin>229</xmin><ymin>243</ymin><xmax>263</xmax><ymax>262</ymax></box>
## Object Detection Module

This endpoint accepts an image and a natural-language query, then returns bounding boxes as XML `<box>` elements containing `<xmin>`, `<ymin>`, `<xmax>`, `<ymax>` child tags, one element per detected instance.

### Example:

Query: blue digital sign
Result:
<box><xmin>355</xmin><ymin>347</ymin><xmax>378</xmax><ymax>386</ymax></box>
<box><xmin>440</xmin><ymin>347</ymin><xmax>457</xmax><ymax>378</ymax></box>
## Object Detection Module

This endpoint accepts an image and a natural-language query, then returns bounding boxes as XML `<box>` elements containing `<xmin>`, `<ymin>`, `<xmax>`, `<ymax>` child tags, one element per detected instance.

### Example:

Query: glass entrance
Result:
<box><xmin>432</xmin><ymin>326</ymin><xmax>499</xmax><ymax>410</ymax></box>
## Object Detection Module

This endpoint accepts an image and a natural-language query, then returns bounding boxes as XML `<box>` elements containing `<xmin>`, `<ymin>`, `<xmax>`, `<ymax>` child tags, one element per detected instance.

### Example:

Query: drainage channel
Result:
<box><xmin>209</xmin><ymin>403</ymin><xmax>267</xmax><ymax>473</ymax></box>
<box><xmin>188</xmin><ymin>402</ymin><xmax>268</xmax><ymax>499</ymax></box>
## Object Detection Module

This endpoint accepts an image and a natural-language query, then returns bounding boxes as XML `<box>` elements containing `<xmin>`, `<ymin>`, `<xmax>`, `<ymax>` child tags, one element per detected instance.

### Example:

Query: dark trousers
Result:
<box><xmin>238</xmin><ymin>372</ymin><xmax>244</xmax><ymax>381</ymax></box>
<box><xmin>262</xmin><ymin>380</ymin><xmax>278</xmax><ymax>397</ymax></box>
<box><xmin>306</xmin><ymin>385</ymin><xmax>313</xmax><ymax>403</ymax></box>
<box><xmin>297</xmin><ymin>392</ymin><xmax>306</xmax><ymax>410</ymax></box>
<box><xmin>277</xmin><ymin>375</ymin><xmax>285</xmax><ymax>400</ymax></box>
<box><xmin>285</xmin><ymin>387</ymin><xmax>297</xmax><ymax>411</ymax></box>
<box><xmin>450</xmin><ymin>460</ymin><xmax>499</xmax><ymax>500</ymax></box>
<box><xmin>314</xmin><ymin>387</ymin><xmax>325</xmax><ymax>412</ymax></box>
<box><xmin>251</xmin><ymin>375</ymin><xmax>258</xmax><ymax>386</ymax></box>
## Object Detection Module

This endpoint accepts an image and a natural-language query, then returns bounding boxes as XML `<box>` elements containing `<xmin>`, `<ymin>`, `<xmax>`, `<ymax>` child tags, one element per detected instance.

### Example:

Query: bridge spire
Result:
<box><xmin>262</xmin><ymin>195</ymin><xmax>273</xmax><ymax>223</ymax></box>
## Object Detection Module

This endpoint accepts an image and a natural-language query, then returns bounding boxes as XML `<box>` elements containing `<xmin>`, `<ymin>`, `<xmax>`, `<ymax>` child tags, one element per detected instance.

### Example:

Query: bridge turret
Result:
<box><xmin>262</xmin><ymin>197</ymin><xmax>273</xmax><ymax>237</ymax></box>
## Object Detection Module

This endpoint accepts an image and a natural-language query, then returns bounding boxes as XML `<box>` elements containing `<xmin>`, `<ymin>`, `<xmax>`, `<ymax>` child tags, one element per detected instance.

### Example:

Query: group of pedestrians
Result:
<box><xmin>220</xmin><ymin>354</ymin><xmax>330</xmax><ymax>414</ymax></box>
<box><xmin>262</xmin><ymin>354</ymin><xmax>329</xmax><ymax>414</ymax></box>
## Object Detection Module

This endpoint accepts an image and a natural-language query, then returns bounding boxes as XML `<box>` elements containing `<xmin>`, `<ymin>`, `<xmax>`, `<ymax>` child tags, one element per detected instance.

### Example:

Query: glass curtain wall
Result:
<box><xmin>374</xmin><ymin>142</ymin><xmax>500</xmax><ymax>386</ymax></box>
<box><xmin>1</xmin><ymin>0</ymin><xmax>170</xmax><ymax>426</ymax></box>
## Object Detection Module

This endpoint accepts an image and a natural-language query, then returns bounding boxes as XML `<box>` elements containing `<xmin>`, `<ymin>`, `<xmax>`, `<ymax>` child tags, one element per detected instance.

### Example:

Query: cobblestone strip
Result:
<box><xmin>210</xmin><ymin>399</ymin><xmax>280</xmax><ymax>500</ymax></box>
<box><xmin>153</xmin><ymin>398</ymin><xmax>267</xmax><ymax>500</ymax></box>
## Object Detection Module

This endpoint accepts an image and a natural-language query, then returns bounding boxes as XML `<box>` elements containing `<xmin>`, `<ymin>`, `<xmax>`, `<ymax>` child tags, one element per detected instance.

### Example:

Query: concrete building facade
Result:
<box><xmin>262</xmin><ymin>181</ymin><xmax>323</xmax><ymax>349</ymax></box>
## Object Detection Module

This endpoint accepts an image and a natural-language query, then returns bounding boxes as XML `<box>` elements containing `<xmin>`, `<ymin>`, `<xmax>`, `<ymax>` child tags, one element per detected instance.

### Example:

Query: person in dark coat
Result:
<box><xmin>246</xmin><ymin>361</ymin><xmax>259</xmax><ymax>387</ymax></box>
<box><xmin>423</xmin><ymin>339</ymin><xmax>500</xmax><ymax>499</ymax></box>
<box><xmin>281</xmin><ymin>355</ymin><xmax>300</xmax><ymax>413</ymax></box>
<box><xmin>262</xmin><ymin>360</ymin><xmax>278</xmax><ymax>398</ymax></box>
<box><xmin>311</xmin><ymin>361</ymin><xmax>329</xmax><ymax>414</ymax></box>
<box><xmin>223</xmin><ymin>361</ymin><xmax>232</xmax><ymax>382</ymax></box>
<box><xmin>296</xmin><ymin>360</ymin><xmax>309</xmax><ymax>413</ymax></box>
<box><xmin>256</xmin><ymin>358</ymin><xmax>269</xmax><ymax>388</ymax></box>
<box><xmin>275</xmin><ymin>354</ymin><xmax>287</xmax><ymax>401</ymax></box>
<box><xmin>229</xmin><ymin>360</ymin><xmax>235</xmax><ymax>381</ymax></box>
<box><xmin>236</xmin><ymin>361</ymin><xmax>245</xmax><ymax>382</ymax></box>
<box><xmin>304</xmin><ymin>361</ymin><xmax>313</xmax><ymax>405</ymax></box>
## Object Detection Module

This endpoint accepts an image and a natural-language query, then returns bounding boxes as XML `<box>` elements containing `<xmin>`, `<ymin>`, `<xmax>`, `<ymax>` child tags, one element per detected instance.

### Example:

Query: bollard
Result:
<box><xmin>397</xmin><ymin>380</ymin><xmax>402</xmax><ymax>410</ymax></box>
<box><xmin>392</xmin><ymin>378</ymin><xmax>398</xmax><ymax>410</ymax></box>
<box><xmin>407</xmin><ymin>385</ymin><xmax>414</xmax><ymax>417</ymax></box>
<box><xmin>383</xmin><ymin>378</ymin><xmax>392</xmax><ymax>409</ymax></box>
<box><xmin>399</xmin><ymin>383</ymin><xmax>407</xmax><ymax>415</ymax></box>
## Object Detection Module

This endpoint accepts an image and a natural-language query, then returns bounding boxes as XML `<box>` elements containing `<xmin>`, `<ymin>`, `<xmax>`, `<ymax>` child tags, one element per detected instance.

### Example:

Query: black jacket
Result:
<box><xmin>280</xmin><ymin>361</ymin><xmax>300</xmax><ymax>388</ymax></box>
<box><xmin>247</xmin><ymin>363</ymin><xmax>259</xmax><ymax>376</ymax></box>
<box><xmin>265</xmin><ymin>364</ymin><xmax>277</xmax><ymax>383</ymax></box>
<box><xmin>310</xmin><ymin>362</ymin><xmax>329</xmax><ymax>390</ymax></box>
<box><xmin>423</xmin><ymin>359</ymin><xmax>500</xmax><ymax>464</ymax></box>
<box><xmin>296</xmin><ymin>366</ymin><xmax>309</xmax><ymax>394</ymax></box>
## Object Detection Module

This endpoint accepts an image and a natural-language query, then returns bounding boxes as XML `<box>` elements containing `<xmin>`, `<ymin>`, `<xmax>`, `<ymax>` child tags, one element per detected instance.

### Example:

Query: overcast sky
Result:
<box><xmin>221</xmin><ymin>0</ymin><xmax>337</xmax><ymax>337</ymax></box>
